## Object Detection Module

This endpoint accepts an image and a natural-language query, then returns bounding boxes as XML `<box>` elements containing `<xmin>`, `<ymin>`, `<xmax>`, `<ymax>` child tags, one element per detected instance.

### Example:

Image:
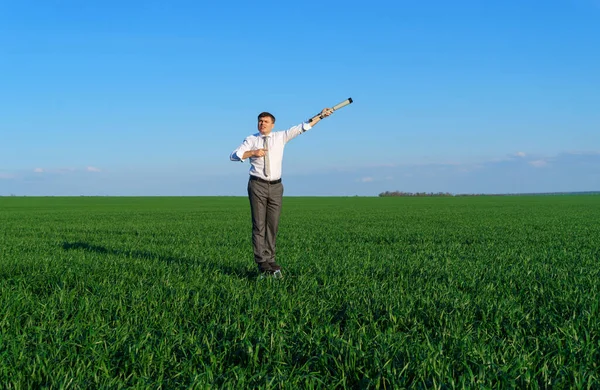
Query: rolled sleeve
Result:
<box><xmin>230</xmin><ymin>137</ymin><xmax>252</xmax><ymax>162</ymax></box>
<box><xmin>230</xmin><ymin>150</ymin><xmax>244</xmax><ymax>162</ymax></box>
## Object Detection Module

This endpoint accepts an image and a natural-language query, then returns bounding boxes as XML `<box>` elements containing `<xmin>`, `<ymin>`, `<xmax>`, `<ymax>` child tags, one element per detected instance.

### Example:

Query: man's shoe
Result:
<box><xmin>258</xmin><ymin>262</ymin><xmax>274</xmax><ymax>275</ymax></box>
<box><xmin>268</xmin><ymin>261</ymin><xmax>281</xmax><ymax>271</ymax></box>
<box><xmin>257</xmin><ymin>262</ymin><xmax>283</xmax><ymax>279</ymax></box>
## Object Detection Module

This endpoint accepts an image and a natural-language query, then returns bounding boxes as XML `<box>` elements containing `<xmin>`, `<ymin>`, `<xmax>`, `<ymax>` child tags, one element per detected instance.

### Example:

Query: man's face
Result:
<box><xmin>258</xmin><ymin>116</ymin><xmax>275</xmax><ymax>135</ymax></box>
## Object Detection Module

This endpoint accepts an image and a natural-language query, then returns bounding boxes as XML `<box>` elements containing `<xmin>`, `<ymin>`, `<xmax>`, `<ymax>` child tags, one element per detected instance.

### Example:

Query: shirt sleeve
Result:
<box><xmin>230</xmin><ymin>137</ymin><xmax>252</xmax><ymax>162</ymax></box>
<box><xmin>283</xmin><ymin>122</ymin><xmax>312</xmax><ymax>143</ymax></box>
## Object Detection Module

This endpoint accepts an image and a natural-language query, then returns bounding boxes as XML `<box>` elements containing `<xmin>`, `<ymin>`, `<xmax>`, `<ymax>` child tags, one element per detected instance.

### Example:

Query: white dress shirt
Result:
<box><xmin>230</xmin><ymin>122</ymin><xmax>312</xmax><ymax>181</ymax></box>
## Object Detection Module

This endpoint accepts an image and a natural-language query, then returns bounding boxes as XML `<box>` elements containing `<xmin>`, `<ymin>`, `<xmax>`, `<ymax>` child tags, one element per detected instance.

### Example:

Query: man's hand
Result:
<box><xmin>307</xmin><ymin>107</ymin><xmax>334</xmax><ymax>127</ymax></box>
<box><xmin>321</xmin><ymin>108</ymin><xmax>333</xmax><ymax>118</ymax></box>
<box><xmin>253</xmin><ymin>148</ymin><xmax>267</xmax><ymax>157</ymax></box>
<box><xmin>241</xmin><ymin>149</ymin><xmax>267</xmax><ymax>160</ymax></box>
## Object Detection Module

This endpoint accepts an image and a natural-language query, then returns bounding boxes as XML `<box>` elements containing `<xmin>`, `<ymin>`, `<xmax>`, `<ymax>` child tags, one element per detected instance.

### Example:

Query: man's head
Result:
<box><xmin>257</xmin><ymin>112</ymin><xmax>276</xmax><ymax>135</ymax></box>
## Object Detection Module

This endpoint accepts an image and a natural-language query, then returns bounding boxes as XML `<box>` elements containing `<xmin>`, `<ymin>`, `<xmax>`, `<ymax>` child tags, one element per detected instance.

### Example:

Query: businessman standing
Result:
<box><xmin>230</xmin><ymin>107</ymin><xmax>333</xmax><ymax>278</ymax></box>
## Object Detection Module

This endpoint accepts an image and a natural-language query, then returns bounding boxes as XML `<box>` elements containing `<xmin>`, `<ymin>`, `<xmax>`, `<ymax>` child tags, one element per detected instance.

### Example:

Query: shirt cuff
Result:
<box><xmin>230</xmin><ymin>151</ymin><xmax>245</xmax><ymax>162</ymax></box>
<box><xmin>302</xmin><ymin>122</ymin><xmax>312</xmax><ymax>131</ymax></box>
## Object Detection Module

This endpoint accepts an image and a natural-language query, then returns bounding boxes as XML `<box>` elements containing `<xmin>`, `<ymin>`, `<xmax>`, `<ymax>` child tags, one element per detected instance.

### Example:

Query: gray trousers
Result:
<box><xmin>247</xmin><ymin>178</ymin><xmax>284</xmax><ymax>265</ymax></box>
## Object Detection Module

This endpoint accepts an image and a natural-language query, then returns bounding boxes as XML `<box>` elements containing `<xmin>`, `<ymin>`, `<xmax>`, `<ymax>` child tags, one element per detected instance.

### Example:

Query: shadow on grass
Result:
<box><xmin>61</xmin><ymin>241</ymin><xmax>259</xmax><ymax>279</ymax></box>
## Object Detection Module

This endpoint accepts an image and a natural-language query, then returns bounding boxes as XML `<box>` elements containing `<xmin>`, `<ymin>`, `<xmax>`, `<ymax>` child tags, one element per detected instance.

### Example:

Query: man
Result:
<box><xmin>230</xmin><ymin>107</ymin><xmax>333</xmax><ymax>278</ymax></box>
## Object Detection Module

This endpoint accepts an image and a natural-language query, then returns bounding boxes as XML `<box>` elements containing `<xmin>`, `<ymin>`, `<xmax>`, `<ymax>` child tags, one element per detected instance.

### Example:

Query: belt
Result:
<box><xmin>249</xmin><ymin>175</ymin><xmax>282</xmax><ymax>185</ymax></box>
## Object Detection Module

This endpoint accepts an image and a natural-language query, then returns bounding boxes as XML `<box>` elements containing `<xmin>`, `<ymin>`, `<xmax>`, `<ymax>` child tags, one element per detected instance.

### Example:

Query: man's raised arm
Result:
<box><xmin>307</xmin><ymin>107</ymin><xmax>333</xmax><ymax>127</ymax></box>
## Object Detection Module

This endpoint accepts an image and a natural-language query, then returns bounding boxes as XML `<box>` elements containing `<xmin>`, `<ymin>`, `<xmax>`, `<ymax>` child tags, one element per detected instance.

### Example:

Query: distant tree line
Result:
<box><xmin>378</xmin><ymin>191</ymin><xmax>453</xmax><ymax>197</ymax></box>
<box><xmin>379</xmin><ymin>190</ymin><xmax>600</xmax><ymax>197</ymax></box>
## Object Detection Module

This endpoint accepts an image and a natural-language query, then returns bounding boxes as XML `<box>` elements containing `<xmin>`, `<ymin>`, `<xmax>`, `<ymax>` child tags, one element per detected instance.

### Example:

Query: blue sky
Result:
<box><xmin>1</xmin><ymin>0</ymin><xmax>599</xmax><ymax>196</ymax></box>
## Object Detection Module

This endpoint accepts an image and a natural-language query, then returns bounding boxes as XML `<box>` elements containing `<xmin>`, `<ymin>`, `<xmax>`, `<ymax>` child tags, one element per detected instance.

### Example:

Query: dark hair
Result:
<box><xmin>258</xmin><ymin>112</ymin><xmax>276</xmax><ymax>123</ymax></box>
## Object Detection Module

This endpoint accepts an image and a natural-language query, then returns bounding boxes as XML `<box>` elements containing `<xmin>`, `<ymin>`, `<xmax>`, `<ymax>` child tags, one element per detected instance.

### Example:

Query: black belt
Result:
<box><xmin>249</xmin><ymin>176</ymin><xmax>281</xmax><ymax>185</ymax></box>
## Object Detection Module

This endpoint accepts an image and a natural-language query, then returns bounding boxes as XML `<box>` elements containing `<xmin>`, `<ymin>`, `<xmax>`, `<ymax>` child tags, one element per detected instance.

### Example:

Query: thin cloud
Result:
<box><xmin>0</xmin><ymin>173</ymin><xmax>15</xmax><ymax>179</ymax></box>
<box><xmin>321</xmin><ymin>150</ymin><xmax>598</xmax><ymax>175</ymax></box>
<box><xmin>529</xmin><ymin>160</ymin><xmax>548</xmax><ymax>168</ymax></box>
<box><xmin>32</xmin><ymin>167</ymin><xmax>101</xmax><ymax>174</ymax></box>
<box><xmin>457</xmin><ymin>164</ymin><xmax>485</xmax><ymax>173</ymax></box>
<box><xmin>359</xmin><ymin>177</ymin><xmax>374</xmax><ymax>183</ymax></box>
<box><xmin>437</xmin><ymin>161</ymin><xmax>463</xmax><ymax>166</ymax></box>
<box><xmin>566</xmin><ymin>150</ymin><xmax>600</xmax><ymax>156</ymax></box>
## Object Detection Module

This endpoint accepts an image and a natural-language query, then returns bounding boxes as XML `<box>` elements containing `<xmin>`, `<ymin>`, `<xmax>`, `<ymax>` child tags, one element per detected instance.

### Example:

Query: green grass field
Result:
<box><xmin>1</xmin><ymin>196</ymin><xmax>599</xmax><ymax>388</ymax></box>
